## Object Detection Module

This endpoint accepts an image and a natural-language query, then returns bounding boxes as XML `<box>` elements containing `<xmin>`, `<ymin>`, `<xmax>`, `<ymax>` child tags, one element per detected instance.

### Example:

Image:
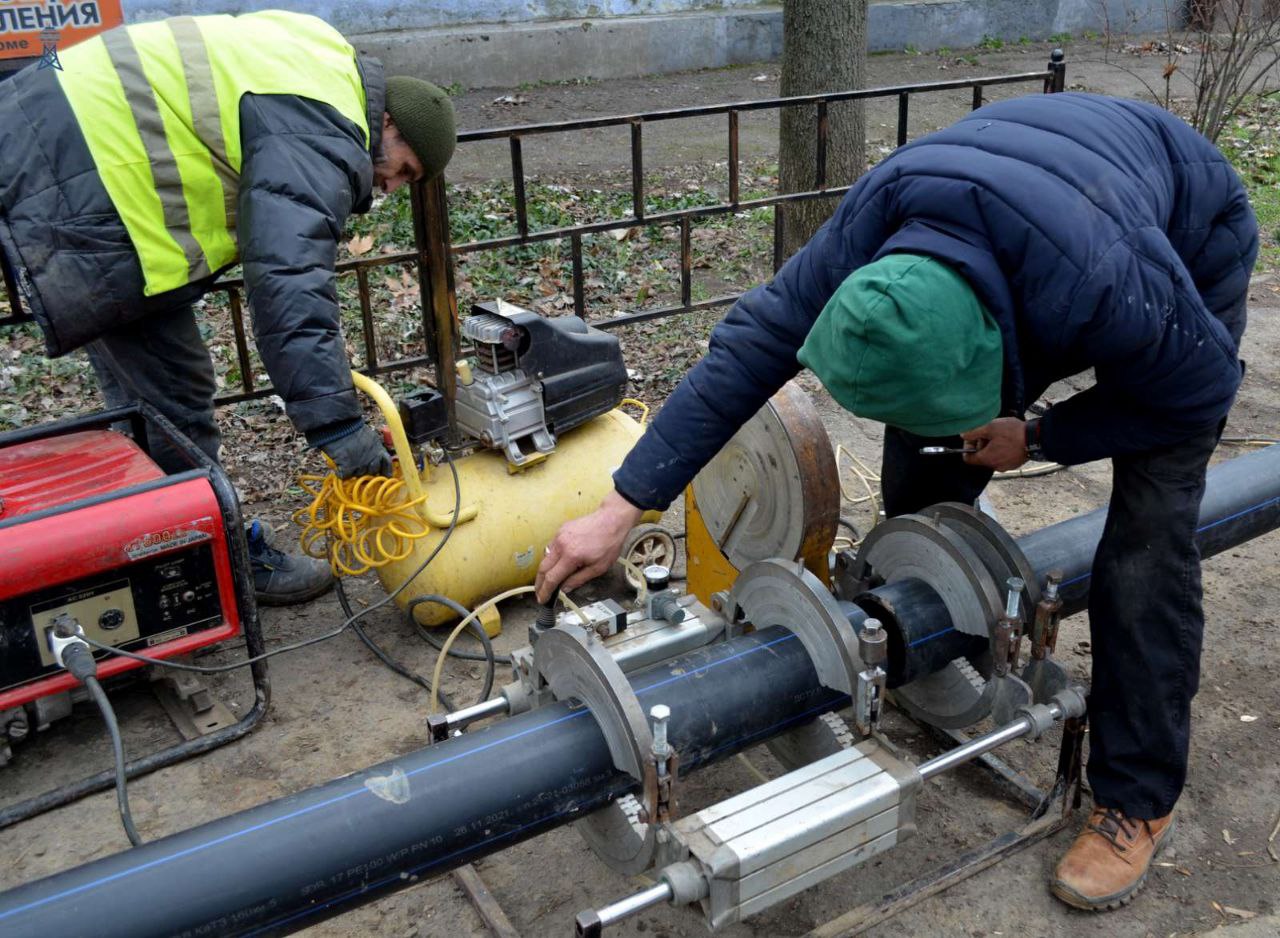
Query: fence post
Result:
<box><xmin>1047</xmin><ymin>48</ymin><xmax>1066</xmax><ymax>93</ymax></box>
<box><xmin>412</xmin><ymin>174</ymin><xmax>460</xmax><ymax>444</ymax></box>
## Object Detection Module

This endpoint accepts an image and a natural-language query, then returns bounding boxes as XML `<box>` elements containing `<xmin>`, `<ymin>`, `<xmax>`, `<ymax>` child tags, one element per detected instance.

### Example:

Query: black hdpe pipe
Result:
<box><xmin>0</xmin><ymin>628</ymin><xmax>845</xmax><ymax>938</ymax></box>
<box><xmin>1019</xmin><ymin>443</ymin><xmax>1280</xmax><ymax>616</ymax></box>
<box><xmin>2</xmin><ymin>445</ymin><xmax>1278</xmax><ymax>937</ymax></box>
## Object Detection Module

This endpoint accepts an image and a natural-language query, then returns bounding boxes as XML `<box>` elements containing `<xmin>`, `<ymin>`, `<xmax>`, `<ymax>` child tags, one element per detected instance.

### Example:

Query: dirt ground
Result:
<box><xmin>2</xmin><ymin>38</ymin><xmax>1279</xmax><ymax>938</ymax></box>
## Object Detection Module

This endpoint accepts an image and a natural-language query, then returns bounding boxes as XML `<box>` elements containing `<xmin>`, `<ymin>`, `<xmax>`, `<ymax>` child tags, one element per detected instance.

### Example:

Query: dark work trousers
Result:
<box><xmin>880</xmin><ymin>426</ymin><xmax>995</xmax><ymax>516</ymax></box>
<box><xmin>1084</xmin><ymin>424</ymin><xmax>1221</xmax><ymax>817</ymax></box>
<box><xmin>85</xmin><ymin>303</ymin><xmax>223</xmax><ymax>474</ymax></box>
<box><xmin>879</xmin><ymin>339</ymin><xmax>1242</xmax><ymax>820</ymax></box>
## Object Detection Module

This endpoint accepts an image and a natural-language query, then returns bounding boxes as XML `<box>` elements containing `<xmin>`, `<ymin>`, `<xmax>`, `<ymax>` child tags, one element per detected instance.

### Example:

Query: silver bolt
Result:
<box><xmin>858</xmin><ymin>618</ymin><xmax>888</xmax><ymax>669</ymax></box>
<box><xmin>1004</xmin><ymin>577</ymin><xmax>1024</xmax><ymax>619</ymax></box>
<box><xmin>1044</xmin><ymin>571</ymin><xmax>1062</xmax><ymax>602</ymax></box>
<box><xmin>650</xmin><ymin>704</ymin><xmax>671</xmax><ymax>758</ymax></box>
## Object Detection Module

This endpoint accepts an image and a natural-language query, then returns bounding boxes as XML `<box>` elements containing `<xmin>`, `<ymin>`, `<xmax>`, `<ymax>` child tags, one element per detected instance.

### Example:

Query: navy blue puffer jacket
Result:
<box><xmin>614</xmin><ymin>93</ymin><xmax>1258</xmax><ymax>510</ymax></box>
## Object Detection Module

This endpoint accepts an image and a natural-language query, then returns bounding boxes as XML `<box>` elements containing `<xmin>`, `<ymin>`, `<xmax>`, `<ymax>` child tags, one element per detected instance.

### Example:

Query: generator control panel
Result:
<box><xmin>1</xmin><ymin>541</ymin><xmax>225</xmax><ymax>693</ymax></box>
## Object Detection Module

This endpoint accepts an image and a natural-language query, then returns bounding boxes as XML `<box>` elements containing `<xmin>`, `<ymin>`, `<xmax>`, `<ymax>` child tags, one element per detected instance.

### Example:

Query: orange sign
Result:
<box><xmin>0</xmin><ymin>0</ymin><xmax>124</xmax><ymax>62</ymax></box>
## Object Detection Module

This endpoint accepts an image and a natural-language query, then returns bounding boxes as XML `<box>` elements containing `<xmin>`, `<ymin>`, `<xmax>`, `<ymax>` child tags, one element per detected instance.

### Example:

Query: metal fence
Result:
<box><xmin>0</xmin><ymin>51</ymin><xmax>1066</xmax><ymax>417</ymax></box>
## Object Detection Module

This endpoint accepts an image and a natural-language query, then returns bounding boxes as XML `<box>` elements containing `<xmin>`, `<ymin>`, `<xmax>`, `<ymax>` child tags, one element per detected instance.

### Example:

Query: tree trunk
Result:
<box><xmin>1186</xmin><ymin>0</ymin><xmax>1219</xmax><ymax>32</ymax></box>
<box><xmin>777</xmin><ymin>0</ymin><xmax>868</xmax><ymax>263</ymax></box>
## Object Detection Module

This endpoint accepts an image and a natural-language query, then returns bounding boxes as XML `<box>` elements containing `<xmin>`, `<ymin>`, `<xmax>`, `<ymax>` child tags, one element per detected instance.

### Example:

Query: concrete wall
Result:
<box><xmin>869</xmin><ymin>0</ymin><xmax>1170</xmax><ymax>53</ymax></box>
<box><xmin>120</xmin><ymin>0</ymin><xmax>1177</xmax><ymax>88</ymax></box>
<box><xmin>120</xmin><ymin>0</ymin><xmax>769</xmax><ymax>33</ymax></box>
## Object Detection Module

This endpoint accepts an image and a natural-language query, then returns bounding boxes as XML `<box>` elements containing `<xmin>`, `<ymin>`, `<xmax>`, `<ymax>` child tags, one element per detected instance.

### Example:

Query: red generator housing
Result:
<box><xmin>0</xmin><ymin>405</ymin><xmax>268</xmax><ymax>824</ymax></box>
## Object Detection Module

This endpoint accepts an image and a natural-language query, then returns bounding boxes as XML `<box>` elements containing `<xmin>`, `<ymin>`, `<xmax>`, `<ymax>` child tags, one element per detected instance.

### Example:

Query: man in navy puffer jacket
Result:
<box><xmin>537</xmin><ymin>93</ymin><xmax>1257</xmax><ymax>911</ymax></box>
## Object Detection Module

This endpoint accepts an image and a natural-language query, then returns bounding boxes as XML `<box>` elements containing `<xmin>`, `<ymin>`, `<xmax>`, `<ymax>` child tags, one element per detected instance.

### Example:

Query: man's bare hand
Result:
<box><xmin>960</xmin><ymin>418</ymin><xmax>1029</xmax><ymax>472</ymax></box>
<box><xmin>536</xmin><ymin>490</ymin><xmax>645</xmax><ymax>603</ymax></box>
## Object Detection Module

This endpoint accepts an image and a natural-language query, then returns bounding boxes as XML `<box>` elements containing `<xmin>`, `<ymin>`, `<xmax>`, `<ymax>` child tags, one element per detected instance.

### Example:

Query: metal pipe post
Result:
<box><xmin>412</xmin><ymin>174</ymin><xmax>461</xmax><ymax>444</ymax></box>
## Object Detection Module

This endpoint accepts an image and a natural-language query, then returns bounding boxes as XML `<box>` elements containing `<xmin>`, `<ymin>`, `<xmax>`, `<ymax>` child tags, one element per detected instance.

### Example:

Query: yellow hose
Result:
<box><xmin>294</xmin><ymin>371</ymin><xmax>478</xmax><ymax>576</ymax></box>
<box><xmin>430</xmin><ymin>585</ymin><xmax>537</xmax><ymax>714</ymax></box>
<box><xmin>428</xmin><ymin>586</ymin><xmax>595</xmax><ymax>714</ymax></box>
<box><xmin>620</xmin><ymin>398</ymin><xmax>651</xmax><ymax>425</ymax></box>
<box><xmin>294</xmin><ymin>465</ymin><xmax>434</xmax><ymax>577</ymax></box>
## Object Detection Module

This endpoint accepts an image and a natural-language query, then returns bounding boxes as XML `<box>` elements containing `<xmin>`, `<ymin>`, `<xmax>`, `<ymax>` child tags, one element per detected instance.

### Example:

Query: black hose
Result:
<box><xmin>335</xmin><ymin>580</ymin><xmax>457</xmax><ymax>712</ymax></box>
<box><xmin>837</xmin><ymin>516</ymin><xmax>861</xmax><ymax>541</ymax></box>
<box><xmin>407</xmin><ymin>598</ymin><xmax>498</xmax><ymax>705</ymax></box>
<box><xmin>408</xmin><ymin>595</ymin><xmax>505</xmax><ymax>706</ymax></box>
<box><xmin>408</xmin><ymin>596</ymin><xmax>506</xmax><ymax>663</ymax></box>
<box><xmin>83</xmin><ymin>676</ymin><xmax>143</xmax><ymax>848</ymax></box>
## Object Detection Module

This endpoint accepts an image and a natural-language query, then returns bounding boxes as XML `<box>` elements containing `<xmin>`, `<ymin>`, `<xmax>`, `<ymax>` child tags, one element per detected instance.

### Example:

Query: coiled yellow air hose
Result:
<box><xmin>293</xmin><ymin>371</ymin><xmax>477</xmax><ymax>576</ymax></box>
<box><xmin>294</xmin><ymin>468</ymin><xmax>433</xmax><ymax>576</ymax></box>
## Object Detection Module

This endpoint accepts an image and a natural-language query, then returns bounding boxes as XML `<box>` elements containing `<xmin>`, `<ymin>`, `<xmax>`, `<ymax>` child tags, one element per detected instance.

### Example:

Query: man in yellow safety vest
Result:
<box><xmin>0</xmin><ymin>10</ymin><xmax>457</xmax><ymax>605</ymax></box>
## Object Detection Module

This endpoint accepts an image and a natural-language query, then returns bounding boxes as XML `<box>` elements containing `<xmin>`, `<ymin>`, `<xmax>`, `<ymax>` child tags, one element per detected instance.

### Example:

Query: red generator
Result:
<box><xmin>0</xmin><ymin>404</ymin><xmax>269</xmax><ymax>826</ymax></box>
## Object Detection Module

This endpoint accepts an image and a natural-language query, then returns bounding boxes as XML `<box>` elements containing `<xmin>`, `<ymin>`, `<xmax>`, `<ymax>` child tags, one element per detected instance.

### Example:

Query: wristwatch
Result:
<box><xmin>1024</xmin><ymin>418</ymin><xmax>1045</xmax><ymax>461</ymax></box>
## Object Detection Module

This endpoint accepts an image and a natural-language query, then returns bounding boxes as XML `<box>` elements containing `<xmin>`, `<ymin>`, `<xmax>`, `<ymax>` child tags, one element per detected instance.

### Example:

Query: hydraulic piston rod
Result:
<box><xmin>1</xmin><ymin>445</ymin><xmax>1277</xmax><ymax>936</ymax></box>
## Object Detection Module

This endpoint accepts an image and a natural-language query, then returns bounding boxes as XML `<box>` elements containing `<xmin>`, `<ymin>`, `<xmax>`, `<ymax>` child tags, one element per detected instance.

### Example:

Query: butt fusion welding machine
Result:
<box><xmin>0</xmin><ymin>404</ymin><xmax>267</xmax><ymax>822</ymax></box>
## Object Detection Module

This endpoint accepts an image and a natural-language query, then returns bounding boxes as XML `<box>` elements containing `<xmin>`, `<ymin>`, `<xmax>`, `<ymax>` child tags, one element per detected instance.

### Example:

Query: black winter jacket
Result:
<box><xmin>614</xmin><ymin>93</ymin><xmax>1258</xmax><ymax>510</ymax></box>
<box><xmin>0</xmin><ymin>55</ymin><xmax>386</xmax><ymax>435</ymax></box>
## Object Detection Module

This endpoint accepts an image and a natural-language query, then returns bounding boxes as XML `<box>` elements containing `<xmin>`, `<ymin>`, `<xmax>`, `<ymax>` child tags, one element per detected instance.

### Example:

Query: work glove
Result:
<box><xmin>308</xmin><ymin>421</ymin><xmax>393</xmax><ymax>479</ymax></box>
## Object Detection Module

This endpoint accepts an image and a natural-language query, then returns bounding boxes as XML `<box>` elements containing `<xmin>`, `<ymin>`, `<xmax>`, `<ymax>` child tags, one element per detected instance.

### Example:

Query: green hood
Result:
<box><xmin>797</xmin><ymin>253</ymin><xmax>1003</xmax><ymax>436</ymax></box>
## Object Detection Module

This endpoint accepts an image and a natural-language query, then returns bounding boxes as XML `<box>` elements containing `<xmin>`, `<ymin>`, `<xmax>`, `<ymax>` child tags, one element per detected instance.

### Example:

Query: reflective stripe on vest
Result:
<box><xmin>56</xmin><ymin>12</ymin><xmax>369</xmax><ymax>297</ymax></box>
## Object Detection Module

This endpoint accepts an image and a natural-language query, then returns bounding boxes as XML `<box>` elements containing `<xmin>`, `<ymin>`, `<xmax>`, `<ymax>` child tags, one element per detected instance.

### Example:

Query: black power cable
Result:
<box><xmin>53</xmin><ymin>627</ymin><xmax>143</xmax><ymax>847</ymax></box>
<box><xmin>837</xmin><ymin>516</ymin><xmax>861</xmax><ymax>542</ymax></box>
<box><xmin>82</xmin><ymin>675</ymin><xmax>143</xmax><ymax>847</ymax></box>
<box><xmin>335</xmin><ymin>579</ymin><xmax>457</xmax><ymax>711</ymax></box>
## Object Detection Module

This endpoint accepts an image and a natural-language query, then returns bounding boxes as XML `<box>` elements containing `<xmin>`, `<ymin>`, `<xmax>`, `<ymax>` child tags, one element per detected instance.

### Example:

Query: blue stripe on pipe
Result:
<box><xmin>0</xmin><ymin>632</ymin><xmax>802</xmax><ymax>923</ymax></box>
<box><xmin>908</xmin><ymin>626</ymin><xmax>955</xmax><ymax>647</ymax></box>
<box><xmin>251</xmin><ymin>689</ymin><xmax>846</xmax><ymax>935</ymax></box>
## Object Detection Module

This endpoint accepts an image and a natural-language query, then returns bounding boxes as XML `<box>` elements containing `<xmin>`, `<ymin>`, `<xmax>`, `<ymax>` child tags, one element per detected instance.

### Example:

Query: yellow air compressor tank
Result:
<box><xmin>375</xmin><ymin>406</ymin><xmax>655</xmax><ymax>630</ymax></box>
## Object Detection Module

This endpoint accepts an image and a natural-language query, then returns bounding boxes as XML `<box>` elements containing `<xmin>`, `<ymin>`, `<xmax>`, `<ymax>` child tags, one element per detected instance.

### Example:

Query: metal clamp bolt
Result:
<box><xmin>853</xmin><ymin>618</ymin><xmax>888</xmax><ymax>737</ymax></box>
<box><xmin>650</xmin><ymin>704</ymin><xmax>671</xmax><ymax>767</ymax></box>
<box><xmin>1004</xmin><ymin>577</ymin><xmax>1024</xmax><ymax>620</ymax></box>
<box><xmin>995</xmin><ymin>577</ymin><xmax>1025</xmax><ymax>677</ymax></box>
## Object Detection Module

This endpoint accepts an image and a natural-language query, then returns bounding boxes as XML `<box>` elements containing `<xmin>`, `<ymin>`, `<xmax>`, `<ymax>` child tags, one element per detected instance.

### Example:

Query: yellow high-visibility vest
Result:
<box><xmin>56</xmin><ymin>11</ymin><xmax>370</xmax><ymax>296</ymax></box>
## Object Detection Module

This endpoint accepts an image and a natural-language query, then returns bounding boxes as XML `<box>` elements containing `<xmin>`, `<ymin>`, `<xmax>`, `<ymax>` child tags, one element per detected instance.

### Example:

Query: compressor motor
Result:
<box><xmin>399</xmin><ymin>300</ymin><xmax>628</xmax><ymax>468</ymax></box>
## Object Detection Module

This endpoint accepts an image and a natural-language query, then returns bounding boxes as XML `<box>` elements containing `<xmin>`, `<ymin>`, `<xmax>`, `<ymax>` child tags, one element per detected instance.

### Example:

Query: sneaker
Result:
<box><xmin>1050</xmin><ymin>806</ymin><xmax>1175</xmax><ymax>911</ymax></box>
<box><xmin>246</xmin><ymin>519</ymin><xmax>334</xmax><ymax>606</ymax></box>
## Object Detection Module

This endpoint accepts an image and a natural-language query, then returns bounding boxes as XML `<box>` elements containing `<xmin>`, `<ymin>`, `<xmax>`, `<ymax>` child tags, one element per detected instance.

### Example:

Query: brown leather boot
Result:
<box><xmin>1050</xmin><ymin>806</ymin><xmax>1175</xmax><ymax>911</ymax></box>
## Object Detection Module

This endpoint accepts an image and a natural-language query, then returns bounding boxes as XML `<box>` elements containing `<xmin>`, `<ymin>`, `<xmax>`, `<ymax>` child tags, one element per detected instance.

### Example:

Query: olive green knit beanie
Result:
<box><xmin>797</xmin><ymin>254</ymin><xmax>1004</xmax><ymax>436</ymax></box>
<box><xmin>384</xmin><ymin>76</ymin><xmax>457</xmax><ymax>180</ymax></box>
